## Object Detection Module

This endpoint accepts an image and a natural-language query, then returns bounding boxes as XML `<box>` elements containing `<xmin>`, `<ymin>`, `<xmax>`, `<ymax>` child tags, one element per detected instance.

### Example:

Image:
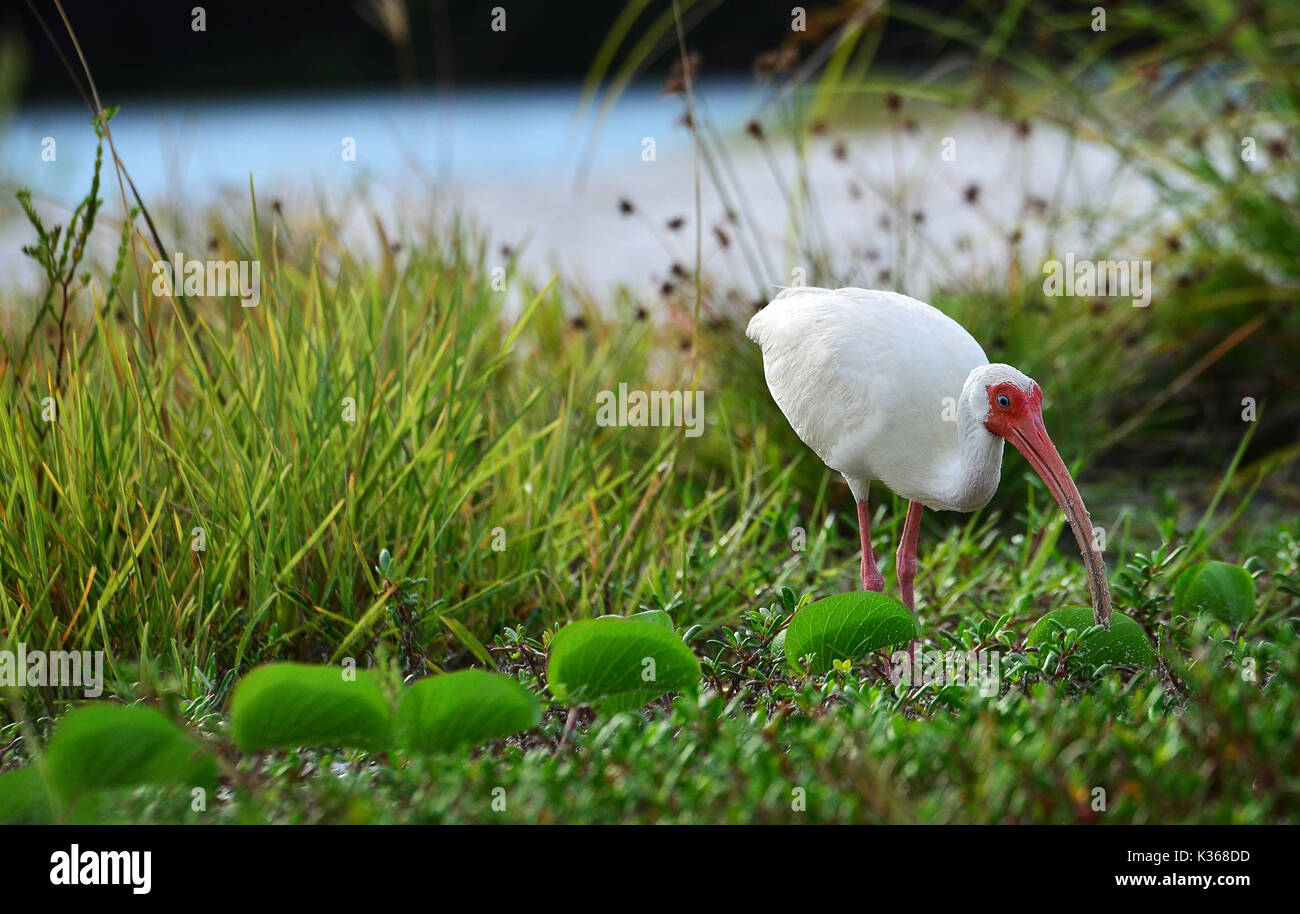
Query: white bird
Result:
<box><xmin>747</xmin><ymin>287</ymin><xmax>1111</xmax><ymax>628</ymax></box>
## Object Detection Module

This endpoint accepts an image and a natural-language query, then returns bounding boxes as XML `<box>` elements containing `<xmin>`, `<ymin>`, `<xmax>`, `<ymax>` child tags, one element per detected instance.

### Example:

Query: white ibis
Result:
<box><xmin>747</xmin><ymin>287</ymin><xmax>1111</xmax><ymax>629</ymax></box>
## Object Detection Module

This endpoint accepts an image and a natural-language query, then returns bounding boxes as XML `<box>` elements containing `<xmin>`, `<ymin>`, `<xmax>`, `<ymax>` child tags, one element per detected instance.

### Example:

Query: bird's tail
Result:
<box><xmin>746</xmin><ymin>285</ymin><xmax>829</xmax><ymax>344</ymax></box>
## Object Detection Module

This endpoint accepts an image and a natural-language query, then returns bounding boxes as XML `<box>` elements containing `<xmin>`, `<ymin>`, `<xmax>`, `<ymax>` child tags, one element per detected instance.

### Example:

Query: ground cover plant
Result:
<box><xmin>0</xmin><ymin>0</ymin><xmax>1297</xmax><ymax>824</ymax></box>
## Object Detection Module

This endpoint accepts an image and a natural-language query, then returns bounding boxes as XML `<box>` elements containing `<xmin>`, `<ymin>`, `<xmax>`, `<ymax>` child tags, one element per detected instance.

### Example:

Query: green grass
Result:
<box><xmin>1</xmin><ymin>203</ymin><xmax>1296</xmax><ymax>822</ymax></box>
<box><xmin>0</xmin><ymin>212</ymin><xmax>828</xmax><ymax>714</ymax></box>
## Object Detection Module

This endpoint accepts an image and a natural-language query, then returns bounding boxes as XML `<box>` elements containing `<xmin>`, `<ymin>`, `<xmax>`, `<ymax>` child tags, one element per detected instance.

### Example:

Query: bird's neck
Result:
<box><xmin>948</xmin><ymin>411</ymin><xmax>1005</xmax><ymax>512</ymax></box>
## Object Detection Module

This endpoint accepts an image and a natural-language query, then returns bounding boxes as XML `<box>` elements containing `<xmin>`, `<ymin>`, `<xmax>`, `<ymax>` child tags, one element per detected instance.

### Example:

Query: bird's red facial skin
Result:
<box><xmin>982</xmin><ymin>381</ymin><xmax>1042</xmax><ymax>439</ymax></box>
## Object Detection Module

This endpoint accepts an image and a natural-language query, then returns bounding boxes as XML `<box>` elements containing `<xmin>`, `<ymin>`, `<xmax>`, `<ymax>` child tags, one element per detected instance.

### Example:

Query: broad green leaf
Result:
<box><xmin>598</xmin><ymin>609</ymin><xmax>675</xmax><ymax>631</ymax></box>
<box><xmin>395</xmin><ymin>669</ymin><xmax>541</xmax><ymax>754</ymax></box>
<box><xmin>0</xmin><ymin>765</ymin><xmax>57</xmax><ymax>824</ymax></box>
<box><xmin>1027</xmin><ymin>607</ymin><xmax>1156</xmax><ymax>669</ymax></box>
<box><xmin>1175</xmin><ymin>561</ymin><xmax>1255</xmax><ymax>626</ymax></box>
<box><xmin>783</xmin><ymin>592</ymin><xmax>919</xmax><ymax>674</ymax></box>
<box><xmin>548</xmin><ymin>617</ymin><xmax>700</xmax><ymax>710</ymax></box>
<box><xmin>44</xmin><ymin>704</ymin><xmax>216</xmax><ymax>798</ymax></box>
<box><xmin>230</xmin><ymin>663</ymin><xmax>392</xmax><ymax>752</ymax></box>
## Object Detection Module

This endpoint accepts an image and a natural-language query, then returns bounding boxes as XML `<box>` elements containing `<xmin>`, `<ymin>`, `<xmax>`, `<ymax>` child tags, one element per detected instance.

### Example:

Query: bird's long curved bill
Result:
<box><xmin>1011</xmin><ymin>417</ymin><xmax>1112</xmax><ymax>628</ymax></box>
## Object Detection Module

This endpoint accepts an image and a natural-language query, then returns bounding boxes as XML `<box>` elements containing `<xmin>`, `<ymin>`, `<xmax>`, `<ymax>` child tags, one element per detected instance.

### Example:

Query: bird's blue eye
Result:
<box><xmin>996</xmin><ymin>395</ymin><xmax>1011</xmax><ymax>408</ymax></box>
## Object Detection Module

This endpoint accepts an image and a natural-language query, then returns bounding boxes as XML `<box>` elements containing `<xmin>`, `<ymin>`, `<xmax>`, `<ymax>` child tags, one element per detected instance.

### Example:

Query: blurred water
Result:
<box><xmin>2</xmin><ymin>83</ymin><xmax>754</xmax><ymax>197</ymax></box>
<box><xmin>0</xmin><ymin>82</ymin><xmax>1159</xmax><ymax>304</ymax></box>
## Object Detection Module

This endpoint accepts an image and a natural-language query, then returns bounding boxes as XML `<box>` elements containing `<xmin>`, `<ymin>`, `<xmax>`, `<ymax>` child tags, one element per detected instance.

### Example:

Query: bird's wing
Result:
<box><xmin>747</xmin><ymin>287</ymin><xmax>989</xmax><ymax>496</ymax></box>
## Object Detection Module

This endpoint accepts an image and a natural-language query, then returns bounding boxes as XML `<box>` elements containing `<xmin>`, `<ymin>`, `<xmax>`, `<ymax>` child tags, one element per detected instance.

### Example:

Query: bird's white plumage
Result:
<box><xmin>747</xmin><ymin>287</ymin><xmax>1009</xmax><ymax>512</ymax></box>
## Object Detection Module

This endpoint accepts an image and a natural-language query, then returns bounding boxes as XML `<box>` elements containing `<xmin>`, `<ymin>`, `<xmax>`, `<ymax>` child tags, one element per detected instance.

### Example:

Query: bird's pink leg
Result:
<box><xmin>856</xmin><ymin>499</ymin><xmax>885</xmax><ymax>593</ymax></box>
<box><xmin>896</xmin><ymin>500</ymin><xmax>923</xmax><ymax>612</ymax></box>
<box><xmin>897</xmin><ymin>499</ymin><xmax>924</xmax><ymax>667</ymax></box>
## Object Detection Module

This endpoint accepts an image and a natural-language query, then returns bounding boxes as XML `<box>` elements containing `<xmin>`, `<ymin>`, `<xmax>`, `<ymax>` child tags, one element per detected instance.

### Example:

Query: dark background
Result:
<box><xmin>5</xmin><ymin>0</ymin><xmax>969</xmax><ymax>101</ymax></box>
